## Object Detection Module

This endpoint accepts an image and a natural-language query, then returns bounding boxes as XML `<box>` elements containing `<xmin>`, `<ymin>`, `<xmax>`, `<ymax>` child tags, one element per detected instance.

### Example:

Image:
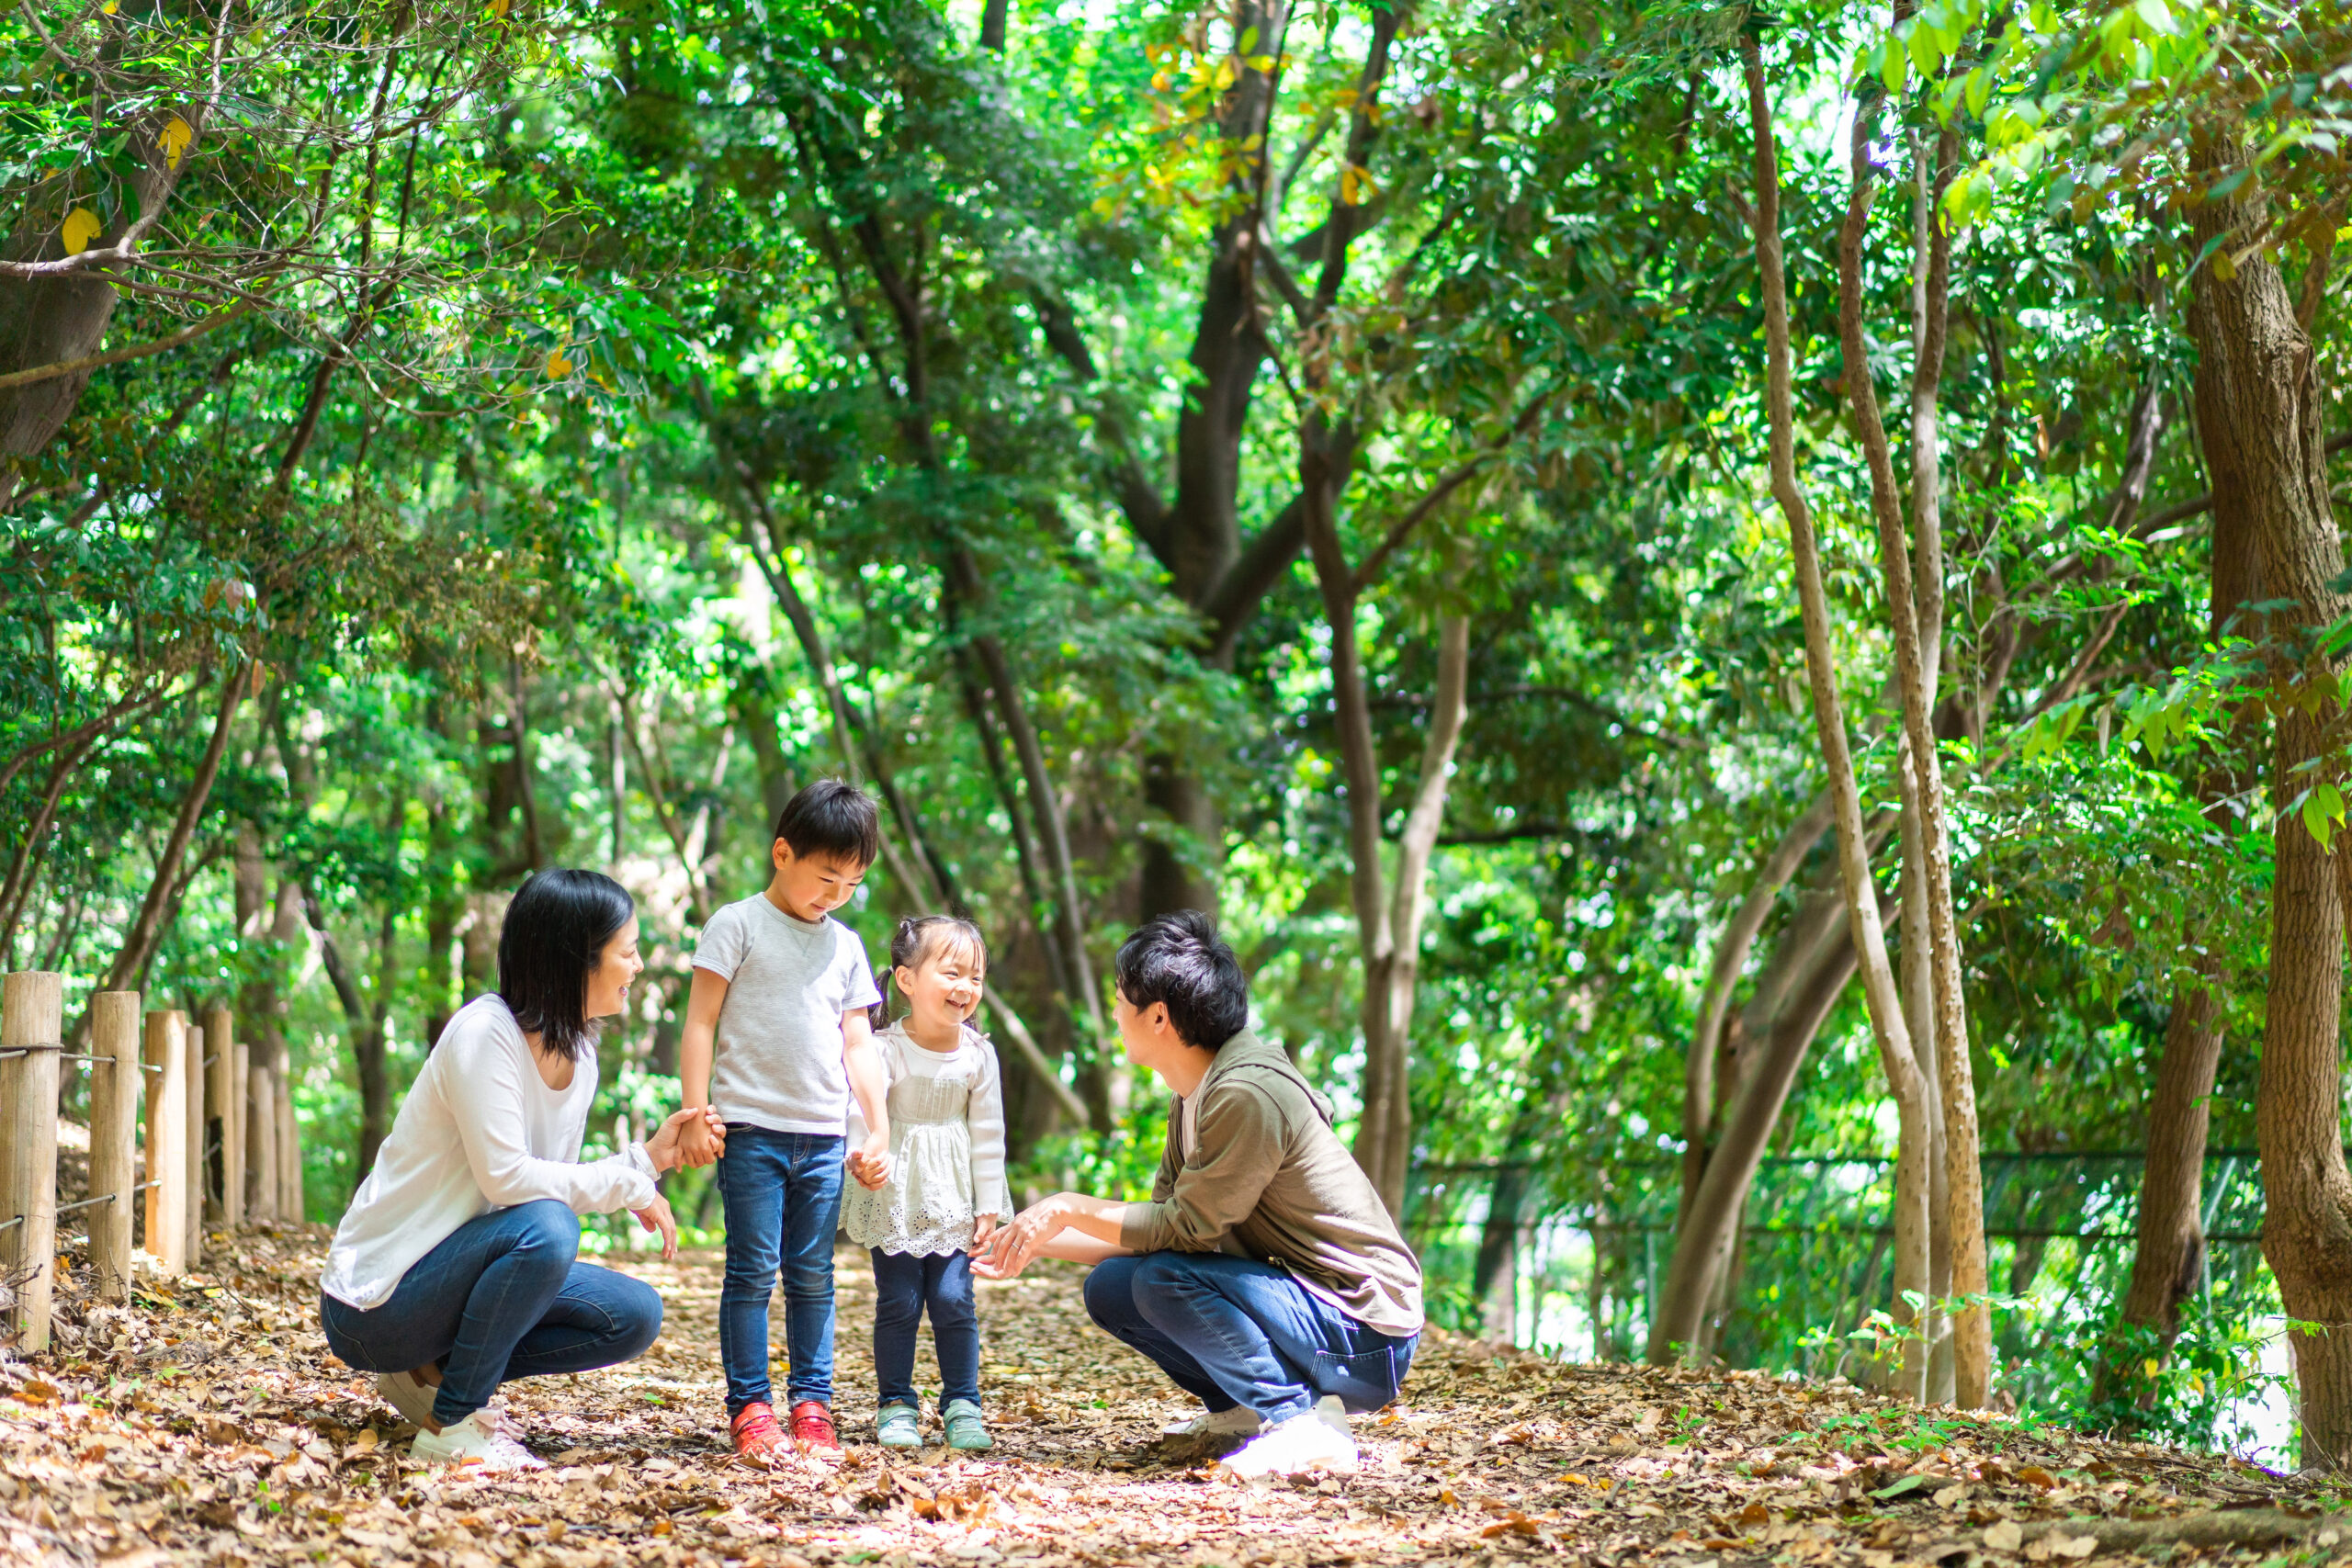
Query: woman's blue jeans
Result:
<box><xmin>717</xmin><ymin>1126</ymin><xmax>845</xmax><ymax>1414</ymax></box>
<box><xmin>871</xmin><ymin>1247</ymin><xmax>980</xmax><ymax>1408</ymax></box>
<box><xmin>1083</xmin><ymin>1251</ymin><xmax>1418</xmax><ymax>1426</ymax></box>
<box><xmin>318</xmin><ymin>1199</ymin><xmax>662</xmax><ymax>1427</ymax></box>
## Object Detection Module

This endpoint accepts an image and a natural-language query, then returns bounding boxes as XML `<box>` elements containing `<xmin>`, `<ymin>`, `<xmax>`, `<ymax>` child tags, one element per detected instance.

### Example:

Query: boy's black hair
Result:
<box><xmin>1113</xmin><ymin>910</ymin><xmax>1250</xmax><ymax>1050</ymax></box>
<box><xmin>774</xmin><ymin>777</ymin><xmax>882</xmax><ymax>867</ymax></box>
<box><xmin>498</xmin><ymin>869</ymin><xmax>635</xmax><ymax>1063</ymax></box>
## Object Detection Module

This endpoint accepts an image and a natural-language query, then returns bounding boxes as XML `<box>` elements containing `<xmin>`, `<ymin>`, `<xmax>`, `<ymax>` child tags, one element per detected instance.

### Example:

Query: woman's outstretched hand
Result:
<box><xmin>632</xmin><ymin>1192</ymin><xmax>680</xmax><ymax>1261</ymax></box>
<box><xmin>649</xmin><ymin>1106</ymin><xmax>727</xmax><ymax>1172</ymax></box>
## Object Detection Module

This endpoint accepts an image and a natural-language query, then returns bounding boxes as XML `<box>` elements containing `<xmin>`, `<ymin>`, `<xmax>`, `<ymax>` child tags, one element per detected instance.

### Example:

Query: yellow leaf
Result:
<box><xmin>160</xmin><ymin>114</ymin><xmax>194</xmax><ymax>171</ymax></box>
<box><xmin>61</xmin><ymin>208</ymin><xmax>100</xmax><ymax>255</ymax></box>
<box><xmin>544</xmin><ymin>347</ymin><xmax>572</xmax><ymax>378</ymax></box>
<box><xmin>489</xmin><ymin>0</ymin><xmax>510</xmax><ymax>16</ymax></box>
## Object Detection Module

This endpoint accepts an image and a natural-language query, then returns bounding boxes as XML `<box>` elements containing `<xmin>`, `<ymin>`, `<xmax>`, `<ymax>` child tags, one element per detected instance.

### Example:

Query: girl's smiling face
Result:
<box><xmin>896</xmin><ymin>936</ymin><xmax>986</xmax><ymax>1044</ymax></box>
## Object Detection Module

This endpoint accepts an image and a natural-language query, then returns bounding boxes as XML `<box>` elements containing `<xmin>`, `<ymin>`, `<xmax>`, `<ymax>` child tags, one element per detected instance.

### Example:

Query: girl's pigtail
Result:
<box><xmin>868</xmin><ymin>918</ymin><xmax>923</xmax><ymax>1032</ymax></box>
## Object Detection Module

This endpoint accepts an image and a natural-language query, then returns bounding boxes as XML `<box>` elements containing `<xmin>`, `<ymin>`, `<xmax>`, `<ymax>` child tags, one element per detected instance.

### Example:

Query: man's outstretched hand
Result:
<box><xmin>972</xmin><ymin>1194</ymin><xmax>1070</xmax><ymax>1280</ymax></box>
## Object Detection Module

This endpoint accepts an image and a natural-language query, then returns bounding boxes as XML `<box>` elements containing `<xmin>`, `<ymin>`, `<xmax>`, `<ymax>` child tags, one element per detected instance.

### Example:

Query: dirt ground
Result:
<box><xmin>0</xmin><ymin>1224</ymin><xmax>2337</xmax><ymax>1567</ymax></box>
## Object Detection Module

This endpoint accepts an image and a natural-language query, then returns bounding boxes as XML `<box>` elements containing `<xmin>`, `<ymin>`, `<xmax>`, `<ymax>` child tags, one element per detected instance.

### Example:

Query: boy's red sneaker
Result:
<box><xmin>731</xmin><ymin>1402</ymin><xmax>787</xmax><ymax>1462</ymax></box>
<box><xmin>788</xmin><ymin>1400</ymin><xmax>842</xmax><ymax>1453</ymax></box>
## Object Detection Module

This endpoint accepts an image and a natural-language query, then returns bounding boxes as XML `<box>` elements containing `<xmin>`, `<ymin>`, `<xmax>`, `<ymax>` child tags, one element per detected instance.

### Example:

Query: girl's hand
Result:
<box><xmin>970</xmin><ymin>1213</ymin><xmax>998</xmax><ymax>1250</ymax></box>
<box><xmin>848</xmin><ymin>1134</ymin><xmax>892</xmax><ymax>1190</ymax></box>
<box><xmin>631</xmin><ymin>1193</ymin><xmax>680</xmax><ymax>1262</ymax></box>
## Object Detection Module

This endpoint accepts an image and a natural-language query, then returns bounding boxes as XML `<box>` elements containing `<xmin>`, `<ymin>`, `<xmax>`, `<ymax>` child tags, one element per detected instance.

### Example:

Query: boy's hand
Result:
<box><xmin>970</xmin><ymin>1213</ymin><xmax>999</xmax><ymax>1250</ymax></box>
<box><xmin>851</xmin><ymin>1131</ymin><xmax>892</xmax><ymax>1190</ymax></box>
<box><xmin>650</xmin><ymin>1106</ymin><xmax>726</xmax><ymax>1172</ymax></box>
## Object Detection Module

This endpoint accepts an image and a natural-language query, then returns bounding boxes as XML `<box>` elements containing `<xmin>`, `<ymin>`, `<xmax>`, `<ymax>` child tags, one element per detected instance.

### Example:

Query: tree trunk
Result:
<box><xmin>1649</xmin><ymin>924</ymin><xmax>1865</xmax><ymax>1360</ymax></box>
<box><xmin>0</xmin><ymin>104</ymin><xmax>204</xmax><ymax>500</ymax></box>
<box><xmin>2117</xmin><ymin>977</ymin><xmax>2222</xmax><ymax>1325</ymax></box>
<box><xmin>1679</xmin><ymin>790</ymin><xmax>1834</xmax><ymax>1227</ymax></box>
<box><xmin>1690</xmin><ymin>39</ymin><xmax>1938</xmax><ymax>1389</ymax></box>
<box><xmin>1837</xmin><ymin>90</ymin><xmax>1991</xmax><ymax>1410</ymax></box>
<box><xmin>1475</xmin><ymin>1160</ymin><xmax>1527</xmax><ymax>1344</ymax></box>
<box><xmin>1304</xmin><ymin>404</ymin><xmax>1471</xmax><ymax>1214</ymax></box>
<box><xmin>99</xmin><ymin>665</ymin><xmax>247</xmax><ymax>994</ymax></box>
<box><xmin>2103</xmin><ymin>404</ymin><xmax>2256</xmax><ymax>1399</ymax></box>
<box><xmin>2188</xmin><ymin>146</ymin><xmax>2352</xmax><ymax>1469</ymax></box>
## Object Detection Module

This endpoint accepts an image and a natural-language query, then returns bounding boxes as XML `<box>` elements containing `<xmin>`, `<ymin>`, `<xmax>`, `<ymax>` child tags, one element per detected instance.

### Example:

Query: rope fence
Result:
<box><xmin>0</xmin><ymin>975</ymin><xmax>303</xmax><ymax>1353</ymax></box>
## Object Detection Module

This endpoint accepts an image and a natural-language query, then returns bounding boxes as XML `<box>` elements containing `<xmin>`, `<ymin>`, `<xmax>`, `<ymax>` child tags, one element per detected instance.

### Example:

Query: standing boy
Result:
<box><xmin>680</xmin><ymin>779</ymin><xmax>893</xmax><ymax>1459</ymax></box>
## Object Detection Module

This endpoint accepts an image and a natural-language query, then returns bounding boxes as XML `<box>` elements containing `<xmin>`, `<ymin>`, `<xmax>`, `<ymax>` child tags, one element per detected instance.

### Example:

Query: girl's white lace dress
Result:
<box><xmin>842</xmin><ymin>1021</ymin><xmax>1010</xmax><ymax>1257</ymax></box>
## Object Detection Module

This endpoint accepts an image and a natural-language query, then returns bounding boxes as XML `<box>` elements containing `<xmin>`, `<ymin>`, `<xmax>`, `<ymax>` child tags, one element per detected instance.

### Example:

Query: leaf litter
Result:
<box><xmin>2</xmin><ymin>1228</ymin><xmax>2344</xmax><ymax>1567</ymax></box>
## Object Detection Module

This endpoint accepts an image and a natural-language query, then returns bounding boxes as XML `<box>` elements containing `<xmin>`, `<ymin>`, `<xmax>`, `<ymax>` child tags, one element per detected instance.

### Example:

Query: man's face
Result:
<box><xmin>1113</xmin><ymin>986</ymin><xmax>1173</xmax><ymax>1069</ymax></box>
<box><xmin>770</xmin><ymin>841</ymin><xmax>867</xmax><ymax>920</ymax></box>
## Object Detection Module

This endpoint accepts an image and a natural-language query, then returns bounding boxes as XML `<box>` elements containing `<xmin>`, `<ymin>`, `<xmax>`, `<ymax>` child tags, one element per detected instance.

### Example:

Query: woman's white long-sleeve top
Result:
<box><xmin>320</xmin><ymin>994</ymin><xmax>659</xmax><ymax>1309</ymax></box>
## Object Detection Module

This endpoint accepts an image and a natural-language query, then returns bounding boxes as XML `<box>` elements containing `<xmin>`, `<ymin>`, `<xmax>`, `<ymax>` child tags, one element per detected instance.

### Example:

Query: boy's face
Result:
<box><xmin>768</xmin><ymin>840</ymin><xmax>868</xmax><ymax>921</ymax></box>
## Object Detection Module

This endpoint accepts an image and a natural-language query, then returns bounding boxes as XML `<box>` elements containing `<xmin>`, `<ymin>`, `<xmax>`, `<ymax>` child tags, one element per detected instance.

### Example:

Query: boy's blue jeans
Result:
<box><xmin>871</xmin><ymin>1247</ymin><xmax>981</xmax><ymax>1408</ymax></box>
<box><xmin>1083</xmin><ymin>1251</ymin><xmax>1418</xmax><ymax>1426</ymax></box>
<box><xmin>718</xmin><ymin>1126</ymin><xmax>845</xmax><ymax>1414</ymax></box>
<box><xmin>319</xmin><ymin>1199</ymin><xmax>662</xmax><ymax>1427</ymax></box>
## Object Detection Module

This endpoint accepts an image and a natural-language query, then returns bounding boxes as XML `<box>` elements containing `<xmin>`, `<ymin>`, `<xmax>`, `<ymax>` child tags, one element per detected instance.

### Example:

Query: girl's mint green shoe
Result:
<box><xmin>876</xmin><ymin>1403</ymin><xmax>922</xmax><ymax>1448</ymax></box>
<box><xmin>943</xmin><ymin>1398</ymin><xmax>992</xmax><ymax>1451</ymax></box>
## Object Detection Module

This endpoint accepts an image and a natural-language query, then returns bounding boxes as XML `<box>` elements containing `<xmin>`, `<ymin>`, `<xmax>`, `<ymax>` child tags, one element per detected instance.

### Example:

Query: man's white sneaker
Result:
<box><xmin>1164</xmin><ymin>1404</ymin><xmax>1264</xmax><ymax>1438</ymax></box>
<box><xmin>1314</xmin><ymin>1393</ymin><xmax>1352</xmax><ymax>1438</ymax></box>
<box><xmin>376</xmin><ymin>1370</ymin><xmax>440</xmax><ymax>1430</ymax></box>
<box><xmin>1216</xmin><ymin>1408</ymin><xmax>1360</xmax><ymax>1478</ymax></box>
<box><xmin>410</xmin><ymin>1407</ymin><xmax>548</xmax><ymax>1472</ymax></box>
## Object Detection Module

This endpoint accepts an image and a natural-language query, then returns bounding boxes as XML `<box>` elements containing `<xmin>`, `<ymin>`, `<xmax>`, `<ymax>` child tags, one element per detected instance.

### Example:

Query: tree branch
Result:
<box><xmin>0</xmin><ymin>298</ymin><xmax>257</xmax><ymax>392</ymax></box>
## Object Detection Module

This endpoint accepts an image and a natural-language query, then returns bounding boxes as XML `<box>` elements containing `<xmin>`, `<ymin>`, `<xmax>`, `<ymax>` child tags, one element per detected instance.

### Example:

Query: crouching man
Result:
<box><xmin>974</xmin><ymin>911</ymin><xmax>1421</xmax><ymax>1477</ymax></box>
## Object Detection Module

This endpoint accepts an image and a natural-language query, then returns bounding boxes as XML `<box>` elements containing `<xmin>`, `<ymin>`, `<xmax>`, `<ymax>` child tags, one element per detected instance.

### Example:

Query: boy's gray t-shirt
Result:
<box><xmin>693</xmin><ymin>894</ymin><xmax>881</xmax><ymax>1136</ymax></box>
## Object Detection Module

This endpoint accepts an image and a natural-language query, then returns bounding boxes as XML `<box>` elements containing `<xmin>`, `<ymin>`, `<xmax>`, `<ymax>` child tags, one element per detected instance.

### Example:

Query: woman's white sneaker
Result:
<box><xmin>411</xmin><ymin>1407</ymin><xmax>548</xmax><ymax>1472</ymax></box>
<box><xmin>1216</xmin><ymin>1408</ymin><xmax>1360</xmax><ymax>1478</ymax></box>
<box><xmin>1164</xmin><ymin>1404</ymin><xmax>1264</xmax><ymax>1438</ymax></box>
<box><xmin>376</xmin><ymin>1370</ymin><xmax>440</xmax><ymax>1430</ymax></box>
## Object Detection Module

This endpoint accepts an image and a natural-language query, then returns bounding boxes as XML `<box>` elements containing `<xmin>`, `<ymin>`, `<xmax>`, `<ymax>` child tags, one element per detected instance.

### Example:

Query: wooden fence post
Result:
<box><xmin>230</xmin><ymin>1038</ymin><xmax>249</xmax><ymax>1226</ymax></box>
<box><xmin>1</xmin><ymin>972</ymin><xmax>64</xmax><ymax>1351</ymax></box>
<box><xmin>183</xmin><ymin>1023</ymin><xmax>206</xmax><ymax>1264</ymax></box>
<box><xmin>87</xmin><ymin>992</ymin><xmax>141</xmax><ymax>1301</ymax></box>
<box><xmin>276</xmin><ymin>1068</ymin><xmax>302</xmax><ymax>1224</ymax></box>
<box><xmin>202</xmin><ymin>1008</ymin><xmax>232</xmax><ymax>1225</ymax></box>
<box><xmin>142</xmin><ymin>1010</ymin><xmax>187</xmax><ymax>1276</ymax></box>
<box><xmin>208</xmin><ymin>1006</ymin><xmax>242</xmax><ymax>1229</ymax></box>
<box><xmin>248</xmin><ymin>1063</ymin><xmax>277</xmax><ymax>1224</ymax></box>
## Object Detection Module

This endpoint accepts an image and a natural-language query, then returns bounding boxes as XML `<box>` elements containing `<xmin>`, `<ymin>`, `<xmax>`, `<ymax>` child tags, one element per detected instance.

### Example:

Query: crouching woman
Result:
<box><xmin>316</xmin><ymin>869</ymin><xmax>722</xmax><ymax>1472</ymax></box>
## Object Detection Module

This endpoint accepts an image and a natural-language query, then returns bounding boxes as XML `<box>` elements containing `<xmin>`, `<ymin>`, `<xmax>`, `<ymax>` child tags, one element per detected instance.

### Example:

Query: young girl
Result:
<box><xmin>842</xmin><ymin>916</ymin><xmax>1008</xmax><ymax>1451</ymax></box>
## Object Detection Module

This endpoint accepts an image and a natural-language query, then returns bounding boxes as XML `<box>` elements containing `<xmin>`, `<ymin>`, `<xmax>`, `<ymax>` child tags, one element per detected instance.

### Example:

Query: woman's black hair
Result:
<box><xmin>1113</xmin><ymin>909</ymin><xmax>1249</xmax><ymax>1049</ymax></box>
<box><xmin>868</xmin><ymin>914</ymin><xmax>989</xmax><ymax>1030</ymax></box>
<box><xmin>498</xmin><ymin>869</ymin><xmax>636</xmax><ymax>1062</ymax></box>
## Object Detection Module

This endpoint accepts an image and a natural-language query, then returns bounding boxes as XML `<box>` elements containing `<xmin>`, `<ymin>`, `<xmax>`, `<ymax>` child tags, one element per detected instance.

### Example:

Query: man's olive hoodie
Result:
<box><xmin>1115</xmin><ymin>1029</ymin><xmax>1424</xmax><ymax>1337</ymax></box>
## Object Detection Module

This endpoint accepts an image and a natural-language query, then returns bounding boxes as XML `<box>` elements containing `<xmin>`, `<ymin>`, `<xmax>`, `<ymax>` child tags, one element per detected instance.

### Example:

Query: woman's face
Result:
<box><xmin>584</xmin><ymin>916</ymin><xmax>643</xmax><ymax>1020</ymax></box>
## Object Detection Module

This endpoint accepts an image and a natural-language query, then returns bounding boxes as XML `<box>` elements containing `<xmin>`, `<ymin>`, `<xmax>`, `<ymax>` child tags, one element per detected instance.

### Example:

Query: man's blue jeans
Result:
<box><xmin>1083</xmin><ymin>1251</ymin><xmax>1419</xmax><ymax>1426</ymax></box>
<box><xmin>718</xmin><ymin>1126</ymin><xmax>845</xmax><ymax>1414</ymax></box>
<box><xmin>319</xmin><ymin>1199</ymin><xmax>662</xmax><ymax>1427</ymax></box>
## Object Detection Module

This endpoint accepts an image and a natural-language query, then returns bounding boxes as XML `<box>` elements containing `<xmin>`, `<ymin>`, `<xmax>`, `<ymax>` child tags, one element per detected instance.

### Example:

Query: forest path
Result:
<box><xmin>0</xmin><ymin>1227</ymin><xmax>2328</xmax><ymax>1568</ymax></box>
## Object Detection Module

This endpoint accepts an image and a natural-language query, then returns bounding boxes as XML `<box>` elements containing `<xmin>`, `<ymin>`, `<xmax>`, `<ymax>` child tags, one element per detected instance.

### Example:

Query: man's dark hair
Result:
<box><xmin>498</xmin><ymin>869</ymin><xmax>635</xmax><ymax>1062</ymax></box>
<box><xmin>1114</xmin><ymin>910</ymin><xmax>1249</xmax><ymax>1050</ymax></box>
<box><xmin>774</xmin><ymin>778</ymin><xmax>882</xmax><ymax>867</ymax></box>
